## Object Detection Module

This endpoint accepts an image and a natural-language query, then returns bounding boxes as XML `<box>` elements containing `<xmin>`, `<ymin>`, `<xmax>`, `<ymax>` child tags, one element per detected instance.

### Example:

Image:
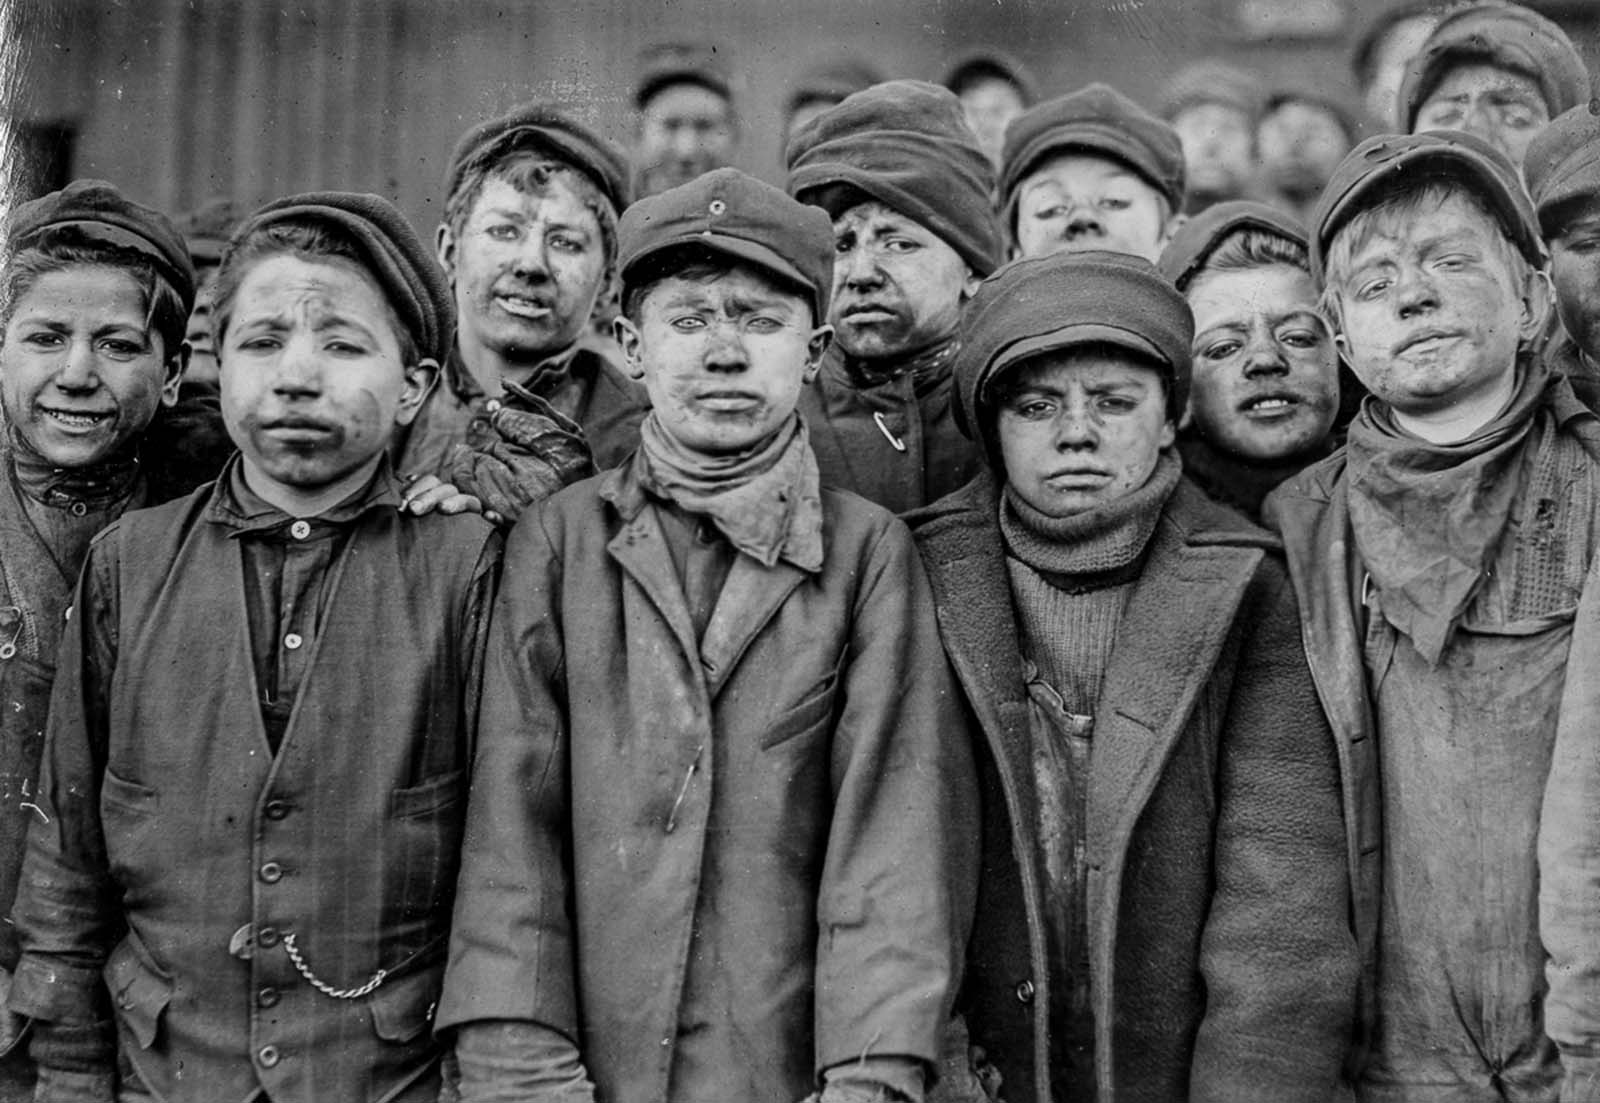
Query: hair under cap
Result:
<box><xmin>1309</xmin><ymin>129</ymin><xmax>1545</xmax><ymax>285</ymax></box>
<box><xmin>6</xmin><ymin>179</ymin><xmax>198</xmax><ymax>314</ymax></box>
<box><xmin>1524</xmin><ymin>102</ymin><xmax>1600</xmax><ymax>232</ymax></box>
<box><xmin>228</xmin><ymin>191</ymin><xmax>455</xmax><ymax>365</ymax></box>
<box><xmin>954</xmin><ymin>249</ymin><xmax>1194</xmax><ymax>466</ymax></box>
<box><xmin>444</xmin><ymin>101</ymin><xmax>631</xmax><ymax>215</ymax></box>
<box><xmin>1399</xmin><ymin>2</ymin><xmax>1590</xmax><ymax>131</ymax></box>
<box><xmin>1159</xmin><ymin>199</ymin><xmax>1308</xmax><ymax>291</ymax></box>
<box><xmin>785</xmin><ymin>79</ymin><xmax>1004</xmax><ymax>277</ymax></box>
<box><xmin>618</xmin><ymin>167</ymin><xmax>835</xmax><ymax>322</ymax></box>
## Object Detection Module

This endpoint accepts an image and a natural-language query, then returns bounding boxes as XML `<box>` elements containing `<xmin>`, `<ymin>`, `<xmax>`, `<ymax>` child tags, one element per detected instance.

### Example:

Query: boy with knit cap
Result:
<box><xmin>999</xmin><ymin>83</ymin><xmax>1187</xmax><ymax>263</ymax></box>
<box><xmin>786</xmin><ymin>79</ymin><xmax>1002</xmax><ymax>513</ymax></box>
<box><xmin>1401</xmin><ymin>1</ymin><xmax>1590</xmax><ymax>170</ymax></box>
<box><xmin>402</xmin><ymin>101</ymin><xmax>645</xmax><ymax>495</ymax></box>
<box><xmin>438</xmin><ymin>168</ymin><xmax>978</xmax><ymax>1103</ymax></box>
<box><xmin>1525</xmin><ymin>103</ymin><xmax>1600</xmax><ymax>384</ymax></box>
<box><xmin>8</xmin><ymin>191</ymin><xmax>501</xmax><ymax>1103</ymax></box>
<box><xmin>1264</xmin><ymin>129</ymin><xmax>1600</xmax><ymax>1100</ymax></box>
<box><xmin>908</xmin><ymin>249</ymin><xmax>1354</xmax><ymax>1102</ymax></box>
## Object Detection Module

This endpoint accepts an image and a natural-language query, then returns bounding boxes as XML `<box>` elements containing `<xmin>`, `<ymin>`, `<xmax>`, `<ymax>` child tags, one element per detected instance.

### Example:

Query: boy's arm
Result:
<box><xmin>437</xmin><ymin>507</ymin><xmax>591</xmax><ymax>1099</ymax></box>
<box><xmin>8</xmin><ymin>534</ymin><xmax>126</xmax><ymax>1095</ymax></box>
<box><xmin>1189</xmin><ymin>564</ymin><xmax>1357</xmax><ymax>1102</ymax></box>
<box><xmin>813</xmin><ymin>521</ymin><xmax>981</xmax><ymax>1097</ymax></box>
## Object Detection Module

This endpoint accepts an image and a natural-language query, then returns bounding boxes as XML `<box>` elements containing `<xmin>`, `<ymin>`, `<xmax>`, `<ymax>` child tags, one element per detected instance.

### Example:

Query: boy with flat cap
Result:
<box><xmin>1401</xmin><ymin>1</ymin><xmax>1589</xmax><ymax>170</ymax></box>
<box><xmin>786</xmin><ymin>79</ymin><xmax>1002</xmax><ymax>513</ymax></box>
<box><xmin>909</xmin><ymin>249</ymin><xmax>1354</xmax><ymax>1102</ymax></box>
<box><xmin>1525</xmin><ymin>104</ymin><xmax>1600</xmax><ymax>385</ymax></box>
<box><xmin>1265</xmin><ymin>129</ymin><xmax>1600</xmax><ymax>1101</ymax></box>
<box><xmin>8</xmin><ymin>191</ymin><xmax>500</xmax><ymax>1103</ymax></box>
<box><xmin>632</xmin><ymin>43</ymin><xmax>739</xmax><ymax>199</ymax></box>
<box><xmin>401</xmin><ymin>101</ymin><xmax>646</xmax><ymax>496</ymax></box>
<box><xmin>438</xmin><ymin>168</ymin><xmax>978</xmax><ymax>1103</ymax></box>
<box><xmin>1000</xmin><ymin>83</ymin><xmax>1187</xmax><ymax>263</ymax></box>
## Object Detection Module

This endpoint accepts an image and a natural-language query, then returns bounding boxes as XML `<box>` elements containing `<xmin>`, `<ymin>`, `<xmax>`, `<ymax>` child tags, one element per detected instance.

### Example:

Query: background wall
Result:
<box><xmin>2</xmin><ymin>0</ymin><xmax>1597</xmax><ymax>231</ymax></box>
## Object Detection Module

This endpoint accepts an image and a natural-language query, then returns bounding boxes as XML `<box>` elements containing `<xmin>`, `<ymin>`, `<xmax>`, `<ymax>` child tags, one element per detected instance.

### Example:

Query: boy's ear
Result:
<box><xmin>1160</xmin><ymin>210</ymin><xmax>1188</xmax><ymax>253</ymax></box>
<box><xmin>435</xmin><ymin>223</ymin><xmax>458</xmax><ymax>284</ymax></box>
<box><xmin>961</xmin><ymin>266</ymin><xmax>982</xmax><ymax>302</ymax></box>
<box><xmin>614</xmin><ymin>316</ymin><xmax>645</xmax><ymax>379</ymax></box>
<box><xmin>803</xmin><ymin>324</ymin><xmax>834</xmax><ymax>384</ymax></box>
<box><xmin>159</xmin><ymin>343</ymin><xmax>190</xmax><ymax>408</ymax></box>
<box><xmin>394</xmin><ymin>358</ymin><xmax>440</xmax><ymax>428</ymax></box>
<box><xmin>1518</xmin><ymin>266</ymin><xmax>1554</xmax><ymax>345</ymax></box>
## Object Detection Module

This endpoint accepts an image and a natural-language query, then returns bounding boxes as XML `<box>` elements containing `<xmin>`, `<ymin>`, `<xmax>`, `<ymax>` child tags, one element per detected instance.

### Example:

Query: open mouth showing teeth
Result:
<box><xmin>1244</xmin><ymin>397</ymin><xmax>1297</xmax><ymax>412</ymax></box>
<box><xmin>496</xmin><ymin>294</ymin><xmax>551</xmax><ymax>318</ymax></box>
<box><xmin>42</xmin><ymin>408</ymin><xmax>110</xmax><ymax>428</ymax></box>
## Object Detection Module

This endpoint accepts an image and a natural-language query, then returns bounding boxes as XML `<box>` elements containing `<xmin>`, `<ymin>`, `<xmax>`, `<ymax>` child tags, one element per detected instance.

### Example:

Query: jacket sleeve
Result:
<box><xmin>437</xmin><ymin>505</ymin><xmax>585</xmax><ymax>1059</ymax></box>
<box><xmin>813</xmin><ymin>520</ymin><xmax>981</xmax><ymax>1080</ymax></box>
<box><xmin>1540</xmin><ymin>552</ymin><xmax>1600</xmax><ymax>1100</ymax></box>
<box><xmin>8</xmin><ymin>530</ymin><xmax>124</xmax><ymax>1034</ymax></box>
<box><xmin>1188</xmin><ymin>560</ymin><xmax>1357</xmax><ymax>1103</ymax></box>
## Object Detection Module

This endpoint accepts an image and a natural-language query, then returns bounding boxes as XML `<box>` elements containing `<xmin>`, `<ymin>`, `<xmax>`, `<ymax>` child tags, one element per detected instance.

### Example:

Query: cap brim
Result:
<box><xmin>622</xmin><ymin>230</ymin><xmax>821</xmax><ymax>315</ymax></box>
<box><xmin>984</xmin><ymin>322</ymin><xmax>1170</xmax><ymax>397</ymax></box>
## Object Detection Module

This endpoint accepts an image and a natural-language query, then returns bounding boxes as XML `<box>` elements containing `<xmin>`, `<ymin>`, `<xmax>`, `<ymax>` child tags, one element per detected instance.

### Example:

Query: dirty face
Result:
<box><xmin>1013</xmin><ymin>152</ymin><xmax>1172</xmax><ymax>262</ymax></box>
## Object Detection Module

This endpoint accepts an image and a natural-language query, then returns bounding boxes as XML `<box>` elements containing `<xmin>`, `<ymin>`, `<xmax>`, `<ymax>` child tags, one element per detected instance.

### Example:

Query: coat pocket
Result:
<box><xmin>759</xmin><ymin>666</ymin><xmax>842</xmax><ymax>751</ymax></box>
<box><xmin>104</xmin><ymin>935</ymin><xmax>173</xmax><ymax>1050</ymax></box>
<box><xmin>390</xmin><ymin>770</ymin><xmax>464</xmax><ymax>820</ymax></box>
<box><xmin>368</xmin><ymin>958</ymin><xmax>444</xmax><ymax>1045</ymax></box>
<box><xmin>101</xmin><ymin>769</ymin><xmax>159</xmax><ymax>815</ymax></box>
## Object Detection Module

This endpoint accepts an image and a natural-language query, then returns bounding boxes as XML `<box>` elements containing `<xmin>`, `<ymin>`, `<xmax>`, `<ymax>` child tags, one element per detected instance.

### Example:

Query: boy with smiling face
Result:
<box><xmin>8</xmin><ymin>193</ymin><xmax>500</xmax><ymax>1103</ymax></box>
<box><xmin>1264</xmin><ymin>130</ymin><xmax>1600</xmax><ymax>1101</ymax></box>
<box><xmin>438</xmin><ymin>168</ymin><xmax>977</xmax><ymax>1103</ymax></box>
<box><xmin>999</xmin><ymin>83</ymin><xmax>1187</xmax><ymax>264</ymax></box>
<box><xmin>785</xmin><ymin>80</ymin><xmax>1002</xmax><ymax>513</ymax></box>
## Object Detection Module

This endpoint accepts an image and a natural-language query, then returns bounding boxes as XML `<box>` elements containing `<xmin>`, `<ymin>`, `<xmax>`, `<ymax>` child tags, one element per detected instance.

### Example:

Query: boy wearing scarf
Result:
<box><xmin>8</xmin><ymin>192</ymin><xmax>500</xmax><ymax>1103</ymax></box>
<box><xmin>1264</xmin><ymin>131</ymin><xmax>1600</xmax><ymax>1100</ymax></box>
<box><xmin>438</xmin><ymin>168</ymin><xmax>978</xmax><ymax>1103</ymax></box>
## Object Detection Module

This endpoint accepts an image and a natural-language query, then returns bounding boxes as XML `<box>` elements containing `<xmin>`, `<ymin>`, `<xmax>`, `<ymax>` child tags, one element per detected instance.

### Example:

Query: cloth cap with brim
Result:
<box><xmin>1310</xmin><ymin>129</ymin><xmax>1545</xmax><ymax>285</ymax></box>
<box><xmin>954</xmin><ymin>249</ymin><xmax>1194</xmax><ymax>466</ymax></box>
<box><xmin>636</xmin><ymin>43</ymin><xmax>735</xmax><ymax>108</ymax></box>
<box><xmin>787</xmin><ymin>57</ymin><xmax>884</xmax><ymax>116</ymax></box>
<box><xmin>940</xmin><ymin>48</ymin><xmax>1039</xmax><ymax>106</ymax></box>
<box><xmin>229</xmin><ymin>192</ymin><xmax>455</xmax><ymax>365</ymax></box>
<box><xmin>618</xmin><ymin>167</ymin><xmax>835</xmax><ymax>323</ymax></box>
<box><xmin>444</xmin><ymin>101</ymin><xmax>631</xmax><ymax>216</ymax></box>
<box><xmin>1525</xmin><ymin>103</ymin><xmax>1600</xmax><ymax>232</ymax></box>
<box><xmin>786</xmin><ymin>79</ymin><xmax>1003</xmax><ymax>276</ymax></box>
<box><xmin>1000</xmin><ymin>83</ymin><xmax>1187</xmax><ymax>231</ymax></box>
<box><xmin>6</xmin><ymin>179</ymin><xmax>198</xmax><ymax>314</ymax></box>
<box><xmin>1159</xmin><ymin>200</ymin><xmax>1308</xmax><ymax>291</ymax></box>
<box><xmin>1160</xmin><ymin>59</ymin><xmax>1268</xmax><ymax>122</ymax></box>
<box><xmin>1400</xmin><ymin>3</ymin><xmax>1590</xmax><ymax>130</ymax></box>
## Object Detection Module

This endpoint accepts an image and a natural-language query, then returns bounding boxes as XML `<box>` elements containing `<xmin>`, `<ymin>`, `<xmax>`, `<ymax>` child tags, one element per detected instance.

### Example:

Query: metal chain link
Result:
<box><xmin>280</xmin><ymin>933</ymin><xmax>388</xmax><ymax>1000</ymax></box>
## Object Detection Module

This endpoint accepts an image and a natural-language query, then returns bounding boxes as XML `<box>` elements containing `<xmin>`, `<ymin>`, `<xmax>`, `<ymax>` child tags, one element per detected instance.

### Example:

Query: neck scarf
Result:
<box><xmin>845</xmin><ymin>333</ymin><xmax>960</xmax><ymax>395</ymax></box>
<box><xmin>1000</xmin><ymin>449</ymin><xmax>1182</xmax><ymax>590</ymax></box>
<box><xmin>1346</xmin><ymin>356</ymin><xmax>1554</xmax><ymax>664</ymax></box>
<box><xmin>635</xmin><ymin>411</ymin><xmax>824</xmax><ymax>573</ymax></box>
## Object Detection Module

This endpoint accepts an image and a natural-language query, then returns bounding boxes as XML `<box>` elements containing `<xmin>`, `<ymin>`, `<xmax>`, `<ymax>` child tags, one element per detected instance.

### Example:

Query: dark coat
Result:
<box><xmin>909</xmin><ymin>471</ymin><xmax>1357</xmax><ymax>1103</ymax></box>
<box><xmin>438</xmin><ymin>464</ymin><xmax>980</xmax><ymax>1103</ymax></box>
<box><xmin>9</xmin><ymin>473</ymin><xmax>499</xmax><ymax>1103</ymax></box>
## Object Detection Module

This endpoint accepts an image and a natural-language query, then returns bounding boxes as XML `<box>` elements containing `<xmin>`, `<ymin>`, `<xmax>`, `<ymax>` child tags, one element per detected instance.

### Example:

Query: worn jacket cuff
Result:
<box><xmin>8</xmin><ymin>958</ymin><xmax>103</xmax><ymax>1026</ymax></box>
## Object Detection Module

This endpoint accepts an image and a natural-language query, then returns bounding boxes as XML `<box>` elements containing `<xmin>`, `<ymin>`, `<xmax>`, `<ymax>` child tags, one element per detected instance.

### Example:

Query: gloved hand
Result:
<box><xmin>447</xmin><ymin>383</ymin><xmax>594</xmax><ymax>527</ymax></box>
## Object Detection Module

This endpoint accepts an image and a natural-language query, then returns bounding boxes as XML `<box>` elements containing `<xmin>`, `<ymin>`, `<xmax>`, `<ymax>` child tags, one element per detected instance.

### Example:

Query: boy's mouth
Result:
<box><xmin>39</xmin><ymin>406</ymin><xmax>113</xmax><ymax>431</ymax></box>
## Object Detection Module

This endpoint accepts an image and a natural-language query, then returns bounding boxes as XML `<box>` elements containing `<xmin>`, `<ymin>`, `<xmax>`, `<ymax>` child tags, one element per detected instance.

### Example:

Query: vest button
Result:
<box><xmin>289</xmin><ymin>520</ymin><xmax>311</xmax><ymax>540</ymax></box>
<box><xmin>257</xmin><ymin>986</ymin><xmax>280</xmax><ymax>1009</ymax></box>
<box><xmin>283</xmin><ymin>633</ymin><xmax>304</xmax><ymax>651</ymax></box>
<box><xmin>257</xmin><ymin>1044</ymin><xmax>281</xmax><ymax>1068</ymax></box>
<box><xmin>259</xmin><ymin>861</ymin><xmax>284</xmax><ymax>884</ymax></box>
<box><xmin>256</xmin><ymin>926</ymin><xmax>280</xmax><ymax>948</ymax></box>
<box><xmin>264</xmin><ymin>800</ymin><xmax>291</xmax><ymax>821</ymax></box>
<box><xmin>1015</xmin><ymin>978</ymin><xmax>1035</xmax><ymax>1004</ymax></box>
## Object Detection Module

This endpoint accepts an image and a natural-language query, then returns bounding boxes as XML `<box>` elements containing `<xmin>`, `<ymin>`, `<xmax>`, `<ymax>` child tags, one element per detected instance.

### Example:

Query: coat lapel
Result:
<box><xmin>698</xmin><ymin>556</ymin><xmax>807</xmax><ymax>699</ymax></box>
<box><xmin>606</xmin><ymin>505</ymin><xmax>701</xmax><ymax>672</ymax></box>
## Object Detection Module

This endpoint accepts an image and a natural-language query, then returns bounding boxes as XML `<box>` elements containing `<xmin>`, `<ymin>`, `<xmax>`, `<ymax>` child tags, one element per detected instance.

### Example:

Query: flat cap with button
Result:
<box><xmin>1309</xmin><ymin>129</ymin><xmax>1546</xmax><ymax>283</ymax></box>
<box><xmin>617</xmin><ymin>167</ymin><xmax>836</xmax><ymax>322</ymax></box>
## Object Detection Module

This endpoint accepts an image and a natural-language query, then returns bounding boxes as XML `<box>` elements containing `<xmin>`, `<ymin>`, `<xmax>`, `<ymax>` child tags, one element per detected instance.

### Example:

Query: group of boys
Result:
<box><xmin>0</xmin><ymin>1</ymin><xmax>1598</xmax><ymax>1101</ymax></box>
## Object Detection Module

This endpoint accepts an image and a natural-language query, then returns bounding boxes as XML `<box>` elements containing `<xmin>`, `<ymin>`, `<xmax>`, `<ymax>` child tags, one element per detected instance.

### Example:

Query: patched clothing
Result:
<box><xmin>9</xmin><ymin>459</ymin><xmax>500</xmax><ymax>1103</ymax></box>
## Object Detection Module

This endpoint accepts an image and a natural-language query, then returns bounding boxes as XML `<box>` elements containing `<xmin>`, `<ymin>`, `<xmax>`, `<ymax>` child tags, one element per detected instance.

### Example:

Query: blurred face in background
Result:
<box><xmin>1413</xmin><ymin>62</ymin><xmax>1550</xmax><ymax>168</ymax></box>
<box><xmin>1258</xmin><ymin>100</ymin><xmax>1352</xmax><ymax>204</ymax></box>
<box><xmin>959</xmin><ymin>76</ymin><xmax>1027</xmax><ymax>167</ymax></box>
<box><xmin>1363</xmin><ymin>14</ymin><xmax>1439</xmax><ymax>128</ymax></box>
<box><xmin>1171</xmin><ymin>102</ymin><xmax>1257</xmax><ymax>201</ymax></box>
<box><xmin>635</xmin><ymin>82</ymin><xmax>737</xmax><ymax>197</ymax></box>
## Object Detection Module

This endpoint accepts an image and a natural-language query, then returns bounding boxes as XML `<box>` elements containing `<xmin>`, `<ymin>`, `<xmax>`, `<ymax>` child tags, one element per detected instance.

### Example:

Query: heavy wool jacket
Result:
<box><xmin>909</xmin><ymin>471</ymin><xmax>1358</xmax><ymax>1103</ymax></box>
<box><xmin>438</xmin><ymin>464</ymin><xmax>980</xmax><ymax>1103</ymax></box>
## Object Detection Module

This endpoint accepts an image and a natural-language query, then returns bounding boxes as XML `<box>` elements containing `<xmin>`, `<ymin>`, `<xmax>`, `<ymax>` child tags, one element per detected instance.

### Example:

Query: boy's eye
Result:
<box><xmin>238</xmin><ymin>335</ymin><xmax>282</xmax><ymax>351</ymax></box>
<box><xmin>485</xmin><ymin>223</ymin><xmax>520</xmax><ymax>241</ymax></box>
<box><xmin>1010</xmin><ymin>398</ymin><xmax>1055</xmax><ymax>420</ymax></box>
<box><xmin>1279</xmin><ymin>329</ymin><xmax>1322</xmax><ymax>350</ymax></box>
<box><xmin>1355</xmin><ymin>277</ymin><xmax>1391</xmax><ymax>301</ymax></box>
<box><xmin>1100</xmin><ymin>196</ymin><xmax>1132</xmax><ymax>211</ymax></box>
<box><xmin>99</xmin><ymin>338</ymin><xmax>147</xmax><ymax>358</ymax></box>
<box><xmin>746</xmin><ymin>317</ymin><xmax>783</xmax><ymax>334</ymax></box>
<box><xmin>20</xmin><ymin>331</ymin><xmax>63</xmax><ymax>349</ymax></box>
<box><xmin>326</xmin><ymin>340</ymin><xmax>367</xmax><ymax>355</ymax></box>
<box><xmin>1032</xmin><ymin>204</ymin><xmax>1067</xmax><ymax>221</ymax></box>
<box><xmin>669</xmin><ymin>316</ymin><xmax>707</xmax><ymax>332</ymax></box>
<box><xmin>1201</xmin><ymin>340</ymin><xmax>1242</xmax><ymax>361</ymax></box>
<box><xmin>1096</xmin><ymin>395</ymin><xmax>1137</xmax><ymax>414</ymax></box>
<box><xmin>549</xmin><ymin>233</ymin><xmax>585</xmax><ymax>254</ymax></box>
<box><xmin>883</xmin><ymin>238</ymin><xmax>919</xmax><ymax>254</ymax></box>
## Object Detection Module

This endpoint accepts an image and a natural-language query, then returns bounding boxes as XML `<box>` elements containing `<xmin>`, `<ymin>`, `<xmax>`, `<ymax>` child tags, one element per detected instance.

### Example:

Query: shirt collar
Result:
<box><xmin>445</xmin><ymin>340</ymin><xmax>587</xmax><ymax>402</ymax></box>
<box><xmin>204</xmin><ymin>452</ymin><xmax>403</xmax><ymax>538</ymax></box>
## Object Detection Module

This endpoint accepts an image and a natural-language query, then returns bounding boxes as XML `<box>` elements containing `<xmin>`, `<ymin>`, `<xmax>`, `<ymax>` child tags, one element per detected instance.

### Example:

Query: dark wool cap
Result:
<box><xmin>954</xmin><ymin>249</ymin><xmax>1194</xmax><ymax>463</ymax></box>
<box><xmin>444</xmin><ymin>101</ymin><xmax>632</xmax><ymax>215</ymax></box>
<box><xmin>1159</xmin><ymin>200</ymin><xmax>1308</xmax><ymax>292</ymax></box>
<box><xmin>636</xmin><ymin>42</ymin><xmax>735</xmax><ymax>108</ymax></box>
<box><xmin>1160</xmin><ymin>59</ymin><xmax>1267</xmax><ymax>122</ymax></box>
<box><xmin>941</xmin><ymin>48</ymin><xmax>1039</xmax><ymax>106</ymax></box>
<box><xmin>618</xmin><ymin>167</ymin><xmax>835</xmax><ymax>322</ymax></box>
<box><xmin>1400</xmin><ymin>3</ymin><xmax>1590</xmax><ymax>130</ymax></box>
<box><xmin>786</xmin><ymin>79</ymin><xmax>1004</xmax><ymax>276</ymax></box>
<box><xmin>787</xmin><ymin>56</ymin><xmax>884</xmax><ymax>116</ymax></box>
<box><xmin>6</xmin><ymin>179</ymin><xmax>198</xmax><ymax>314</ymax></box>
<box><xmin>1310</xmin><ymin>129</ymin><xmax>1545</xmax><ymax>283</ymax></box>
<box><xmin>1000</xmin><ymin>84</ymin><xmax>1187</xmax><ymax>225</ymax></box>
<box><xmin>230</xmin><ymin>192</ymin><xmax>455</xmax><ymax>365</ymax></box>
<box><xmin>1525</xmin><ymin>103</ymin><xmax>1600</xmax><ymax>232</ymax></box>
